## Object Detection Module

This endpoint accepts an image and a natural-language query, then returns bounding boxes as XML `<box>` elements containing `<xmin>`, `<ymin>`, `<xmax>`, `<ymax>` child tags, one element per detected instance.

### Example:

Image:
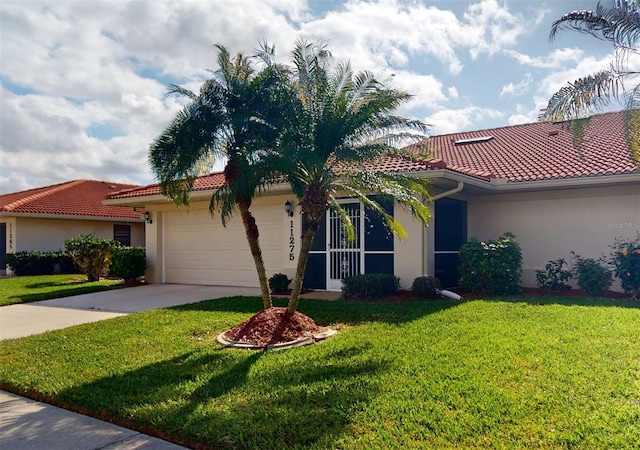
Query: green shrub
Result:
<box><xmin>536</xmin><ymin>258</ymin><xmax>572</xmax><ymax>293</ymax></box>
<box><xmin>572</xmin><ymin>253</ymin><xmax>612</xmax><ymax>296</ymax></box>
<box><xmin>64</xmin><ymin>235</ymin><xmax>120</xmax><ymax>282</ymax></box>
<box><xmin>268</xmin><ymin>273</ymin><xmax>291</xmax><ymax>293</ymax></box>
<box><xmin>110</xmin><ymin>246</ymin><xmax>146</xmax><ymax>281</ymax></box>
<box><xmin>342</xmin><ymin>273</ymin><xmax>399</xmax><ymax>300</ymax></box>
<box><xmin>5</xmin><ymin>251</ymin><xmax>77</xmax><ymax>276</ymax></box>
<box><xmin>411</xmin><ymin>276</ymin><xmax>441</xmax><ymax>299</ymax></box>
<box><xmin>609</xmin><ymin>235</ymin><xmax>640</xmax><ymax>297</ymax></box>
<box><xmin>458</xmin><ymin>232</ymin><xmax>522</xmax><ymax>296</ymax></box>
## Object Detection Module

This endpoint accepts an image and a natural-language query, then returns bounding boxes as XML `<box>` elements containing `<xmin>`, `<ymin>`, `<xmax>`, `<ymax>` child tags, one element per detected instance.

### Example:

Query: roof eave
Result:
<box><xmin>0</xmin><ymin>212</ymin><xmax>145</xmax><ymax>222</ymax></box>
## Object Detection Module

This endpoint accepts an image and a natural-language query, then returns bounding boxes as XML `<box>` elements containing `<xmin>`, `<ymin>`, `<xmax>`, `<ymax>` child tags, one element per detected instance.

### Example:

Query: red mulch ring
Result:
<box><xmin>223</xmin><ymin>307</ymin><xmax>322</xmax><ymax>347</ymax></box>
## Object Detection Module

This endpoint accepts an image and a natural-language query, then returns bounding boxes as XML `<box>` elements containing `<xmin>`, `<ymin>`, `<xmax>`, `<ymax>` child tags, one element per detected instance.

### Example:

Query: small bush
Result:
<box><xmin>110</xmin><ymin>246</ymin><xmax>146</xmax><ymax>281</ymax></box>
<box><xmin>536</xmin><ymin>258</ymin><xmax>572</xmax><ymax>293</ymax></box>
<box><xmin>342</xmin><ymin>273</ymin><xmax>399</xmax><ymax>300</ymax></box>
<box><xmin>5</xmin><ymin>251</ymin><xmax>77</xmax><ymax>276</ymax></box>
<box><xmin>572</xmin><ymin>253</ymin><xmax>612</xmax><ymax>296</ymax></box>
<box><xmin>411</xmin><ymin>276</ymin><xmax>441</xmax><ymax>299</ymax></box>
<box><xmin>610</xmin><ymin>235</ymin><xmax>640</xmax><ymax>297</ymax></box>
<box><xmin>65</xmin><ymin>235</ymin><xmax>120</xmax><ymax>282</ymax></box>
<box><xmin>268</xmin><ymin>273</ymin><xmax>291</xmax><ymax>293</ymax></box>
<box><xmin>458</xmin><ymin>232</ymin><xmax>522</xmax><ymax>296</ymax></box>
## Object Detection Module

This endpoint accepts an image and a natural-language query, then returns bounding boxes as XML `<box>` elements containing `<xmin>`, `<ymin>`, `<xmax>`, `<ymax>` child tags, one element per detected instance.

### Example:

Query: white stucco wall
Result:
<box><xmin>468</xmin><ymin>184</ymin><xmax>640</xmax><ymax>292</ymax></box>
<box><xmin>394</xmin><ymin>206</ymin><xmax>428</xmax><ymax>289</ymax></box>
<box><xmin>11</xmin><ymin>217</ymin><xmax>145</xmax><ymax>251</ymax></box>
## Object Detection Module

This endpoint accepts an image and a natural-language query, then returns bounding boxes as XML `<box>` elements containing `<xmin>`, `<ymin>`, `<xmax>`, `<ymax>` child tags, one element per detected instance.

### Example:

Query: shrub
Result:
<box><xmin>268</xmin><ymin>273</ymin><xmax>291</xmax><ymax>293</ymax></box>
<box><xmin>110</xmin><ymin>246</ymin><xmax>146</xmax><ymax>281</ymax></box>
<box><xmin>64</xmin><ymin>235</ymin><xmax>120</xmax><ymax>282</ymax></box>
<box><xmin>609</xmin><ymin>235</ymin><xmax>640</xmax><ymax>297</ymax></box>
<box><xmin>342</xmin><ymin>273</ymin><xmax>399</xmax><ymax>300</ymax></box>
<box><xmin>5</xmin><ymin>251</ymin><xmax>77</xmax><ymax>276</ymax></box>
<box><xmin>536</xmin><ymin>258</ymin><xmax>572</xmax><ymax>293</ymax></box>
<box><xmin>458</xmin><ymin>232</ymin><xmax>522</xmax><ymax>296</ymax></box>
<box><xmin>411</xmin><ymin>276</ymin><xmax>441</xmax><ymax>299</ymax></box>
<box><xmin>572</xmin><ymin>253</ymin><xmax>612</xmax><ymax>296</ymax></box>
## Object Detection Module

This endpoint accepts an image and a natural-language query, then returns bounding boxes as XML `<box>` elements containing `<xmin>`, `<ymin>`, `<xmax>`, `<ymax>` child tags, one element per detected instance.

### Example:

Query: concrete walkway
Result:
<box><xmin>0</xmin><ymin>283</ymin><xmax>340</xmax><ymax>449</ymax></box>
<box><xmin>0</xmin><ymin>390</ymin><xmax>186</xmax><ymax>449</ymax></box>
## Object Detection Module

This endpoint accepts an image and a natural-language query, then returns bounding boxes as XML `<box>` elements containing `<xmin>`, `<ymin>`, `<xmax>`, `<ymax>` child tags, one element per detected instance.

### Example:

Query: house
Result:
<box><xmin>1</xmin><ymin>180</ymin><xmax>146</xmax><ymax>275</ymax></box>
<box><xmin>105</xmin><ymin>111</ymin><xmax>639</xmax><ymax>292</ymax></box>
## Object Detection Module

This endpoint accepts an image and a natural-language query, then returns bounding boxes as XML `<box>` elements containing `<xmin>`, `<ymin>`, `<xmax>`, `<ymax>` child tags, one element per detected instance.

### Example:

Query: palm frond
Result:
<box><xmin>539</xmin><ymin>70</ymin><xmax>618</xmax><ymax>121</ymax></box>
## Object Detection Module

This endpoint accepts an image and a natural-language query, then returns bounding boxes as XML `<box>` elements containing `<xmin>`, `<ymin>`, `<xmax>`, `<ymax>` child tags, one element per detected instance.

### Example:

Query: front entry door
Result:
<box><xmin>327</xmin><ymin>202</ymin><xmax>362</xmax><ymax>290</ymax></box>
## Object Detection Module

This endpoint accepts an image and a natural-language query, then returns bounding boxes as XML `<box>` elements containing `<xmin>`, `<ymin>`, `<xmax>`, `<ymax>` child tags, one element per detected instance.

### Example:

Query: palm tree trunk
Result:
<box><xmin>238</xmin><ymin>198</ymin><xmax>272</xmax><ymax>309</ymax></box>
<box><xmin>287</xmin><ymin>227</ymin><xmax>316</xmax><ymax>314</ymax></box>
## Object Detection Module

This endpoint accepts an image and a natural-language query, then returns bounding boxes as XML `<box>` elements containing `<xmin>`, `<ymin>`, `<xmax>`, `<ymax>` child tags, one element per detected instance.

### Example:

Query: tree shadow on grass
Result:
<box><xmin>56</xmin><ymin>342</ymin><xmax>388</xmax><ymax>449</ymax></box>
<box><xmin>173</xmin><ymin>295</ymin><xmax>464</xmax><ymax>327</ymax></box>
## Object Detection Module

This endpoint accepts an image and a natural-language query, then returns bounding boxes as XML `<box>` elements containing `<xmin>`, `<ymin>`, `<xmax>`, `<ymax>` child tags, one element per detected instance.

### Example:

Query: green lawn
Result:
<box><xmin>0</xmin><ymin>274</ymin><xmax>122</xmax><ymax>306</ymax></box>
<box><xmin>1</xmin><ymin>296</ymin><xmax>639</xmax><ymax>449</ymax></box>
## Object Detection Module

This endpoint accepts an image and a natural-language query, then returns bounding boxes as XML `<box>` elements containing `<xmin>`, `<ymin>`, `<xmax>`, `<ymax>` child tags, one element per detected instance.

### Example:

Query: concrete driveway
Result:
<box><xmin>0</xmin><ymin>284</ymin><xmax>262</xmax><ymax>341</ymax></box>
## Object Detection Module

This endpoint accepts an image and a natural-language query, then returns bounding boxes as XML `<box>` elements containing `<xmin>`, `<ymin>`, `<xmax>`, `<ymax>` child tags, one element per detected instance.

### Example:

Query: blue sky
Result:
<box><xmin>0</xmin><ymin>0</ymin><xmax>627</xmax><ymax>193</ymax></box>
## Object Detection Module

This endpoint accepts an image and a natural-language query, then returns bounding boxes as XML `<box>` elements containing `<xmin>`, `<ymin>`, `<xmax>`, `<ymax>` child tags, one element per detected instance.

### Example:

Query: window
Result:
<box><xmin>113</xmin><ymin>224</ymin><xmax>131</xmax><ymax>246</ymax></box>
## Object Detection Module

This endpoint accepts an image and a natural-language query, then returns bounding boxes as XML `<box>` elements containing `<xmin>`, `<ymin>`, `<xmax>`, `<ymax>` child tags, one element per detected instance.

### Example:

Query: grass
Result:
<box><xmin>1</xmin><ymin>295</ymin><xmax>639</xmax><ymax>449</ymax></box>
<box><xmin>0</xmin><ymin>274</ymin><xmax>122</xmax><ymax>306</ymax></box>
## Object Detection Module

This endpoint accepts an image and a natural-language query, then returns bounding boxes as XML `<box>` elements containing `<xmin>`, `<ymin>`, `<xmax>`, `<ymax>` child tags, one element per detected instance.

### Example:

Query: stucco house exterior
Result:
<box><xmin>105</xmin><ymin>111</ymin><xmax>639</xmax><ymax>292</ymax></box>
<box><xmin>1</xmin><ymin>180</ymin><xmax>146</xmax><ymax>275</ymax></box>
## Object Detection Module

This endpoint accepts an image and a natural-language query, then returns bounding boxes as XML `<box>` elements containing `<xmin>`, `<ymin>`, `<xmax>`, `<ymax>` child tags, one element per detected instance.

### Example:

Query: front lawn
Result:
<box><xmin>1</xmin><ymin>296</ymin><xmax>638</xmax><ymax>449</ymax></box>
<box><xmin>0</xmin><ymin>274</ymin><xmax>122</xmax><ymax>306</ymax></box>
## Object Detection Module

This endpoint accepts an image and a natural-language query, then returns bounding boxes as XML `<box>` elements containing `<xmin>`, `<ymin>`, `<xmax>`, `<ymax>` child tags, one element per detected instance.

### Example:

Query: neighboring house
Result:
<box><xmin>1</xmin><ymin>180</ymin><xmax>146</xmax><ymax>275</ymax></box>
<box><xmin>105</xmin><ymin>111</ymin><xmax>639</xmax><ymax>292</ymax></box>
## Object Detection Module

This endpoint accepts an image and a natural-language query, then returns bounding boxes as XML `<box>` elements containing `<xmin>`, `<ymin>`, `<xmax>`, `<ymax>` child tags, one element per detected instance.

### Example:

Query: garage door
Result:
<box><xmin>163</xmin><ymin>208</ymin><xmax>257</xmax><ymax>286</ymax></box>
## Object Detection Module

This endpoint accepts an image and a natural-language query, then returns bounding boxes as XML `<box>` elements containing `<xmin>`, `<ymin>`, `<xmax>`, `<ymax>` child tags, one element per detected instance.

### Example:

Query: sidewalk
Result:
<box><xmin>0</xmin><ymin>390</ymin><xmax>187</xmax><ymax>449</ymax></box>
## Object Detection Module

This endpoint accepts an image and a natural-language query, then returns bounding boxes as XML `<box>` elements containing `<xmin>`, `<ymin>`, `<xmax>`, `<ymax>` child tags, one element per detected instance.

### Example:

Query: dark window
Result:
<box><xmin>434</xmin><ymin>198</ymin><xmax>468</xmax><ymax>288</ymax></box>
<box><xmin>364</xmin><ymin>196</ymin><xmax>394</xmax><ymax>252</ymax></box>
<box><xmin>0</xmin><ymin>223</ymin><xmax>6</xmax><ymax>270</ymax></box>
<box><xmin>435</xmin><ymin>198</ymin><xmax>467</xmax><ymax>251</ymax></box>
<box><xmin>303</xmin><ymin>253</ymin><xmax>326</xmax><ymax>289</ymax></box>
<box><xmin>113</xmin><ymin>224</ymin><xmax>131</xmax><ymax>246</ymax></box>
<box><xmin>365</xmin><ymin>254</ymin><xmax>394</xmax><ymax>274</ymax></box>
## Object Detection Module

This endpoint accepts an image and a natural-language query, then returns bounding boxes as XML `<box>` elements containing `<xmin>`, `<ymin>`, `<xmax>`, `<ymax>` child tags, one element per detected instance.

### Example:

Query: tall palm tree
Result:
<box><xmin>149</xmin><ymin>45</ymin><xmax>288</xmax><ymax>310</ymax></box>
<box><xmin>540</xmin><ymin>0</ymin><xmax>639</xmax><ymax>121</ymax></box>
<box><xmin>273</xmin><ymin>40</ymin><xmax>433</xmax><ymax>314</ymax></box>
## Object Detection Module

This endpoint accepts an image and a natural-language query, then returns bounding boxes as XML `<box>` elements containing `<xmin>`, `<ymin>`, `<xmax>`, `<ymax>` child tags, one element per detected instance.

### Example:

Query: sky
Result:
<box><xmin>0</xmin><ymin>0</ymin><xmax>628</xmax><ymax>194</ymax></box>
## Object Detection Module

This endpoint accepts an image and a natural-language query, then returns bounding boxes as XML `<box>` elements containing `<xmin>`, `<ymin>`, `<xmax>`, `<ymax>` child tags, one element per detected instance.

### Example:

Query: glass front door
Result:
<box><xmin>327</xmin><ymin>202</ymin><xmax>362</xmax><ymax>290</ymax></box>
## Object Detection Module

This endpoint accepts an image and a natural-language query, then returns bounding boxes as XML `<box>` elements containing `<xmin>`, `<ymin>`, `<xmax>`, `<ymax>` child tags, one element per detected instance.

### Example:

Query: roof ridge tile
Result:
<box><xmin>2</xmin><ymin>180</ymin><xmax>85</xmax><ymax>212</ymax></box>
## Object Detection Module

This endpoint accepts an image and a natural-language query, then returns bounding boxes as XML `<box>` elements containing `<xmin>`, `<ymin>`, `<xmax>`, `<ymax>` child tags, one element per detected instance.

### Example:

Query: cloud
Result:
<box><xmin>503</xmin><ymin>48</ymin><xmax>586</xmax><ymax>69</ymax></box>
<box><xmin>500</xmin><ymin>73</ymin><xmax>532</xmax><ymax>97</ymax></box>
<box><xmin>426</xmin><ymin>107</ymin><xmax>503</xmax><ymax>135</ymax></box>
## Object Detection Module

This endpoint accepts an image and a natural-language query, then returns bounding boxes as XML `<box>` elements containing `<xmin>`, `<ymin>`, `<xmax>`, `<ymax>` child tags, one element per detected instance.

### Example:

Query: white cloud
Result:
<box><xmin>448</xmin><ymin>87</ymin><xmax>459</xmax><ymax>100</ymax></box>
<box><xmin>503</xmin><ymin>48</ymin><xmax>586</xmax><ymax>69</ymax></box>
<box><xmin>426</xmin><ymin>107</ymin><xmax>503</xmax><ymax>135</ymax></box>
<box><xmin>500</xmin><ymin>73</ymin><xmax>532</xmax><ymax>97</ymax></box>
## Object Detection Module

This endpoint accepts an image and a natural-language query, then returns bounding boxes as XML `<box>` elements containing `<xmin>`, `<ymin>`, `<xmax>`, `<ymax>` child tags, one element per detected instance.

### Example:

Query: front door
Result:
<box><xmin>327</xmin><ymin>202</ymin><xmax>362</xmax><ymax>290</ymax></box>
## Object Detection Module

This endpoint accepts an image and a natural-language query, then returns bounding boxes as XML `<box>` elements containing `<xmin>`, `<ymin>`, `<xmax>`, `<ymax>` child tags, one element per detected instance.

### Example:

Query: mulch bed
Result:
<box><xmin>223</xmin><ymin>307</ymin><xmax>322</xmax><ymax>347</ymax></box>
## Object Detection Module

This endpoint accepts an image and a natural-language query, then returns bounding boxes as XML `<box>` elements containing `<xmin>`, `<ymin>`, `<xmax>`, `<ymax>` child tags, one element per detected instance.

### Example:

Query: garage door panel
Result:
<box><xmin>162</xmin><ymin>208</ymin><xmax>276</xmax><ymax>286</ymax></box>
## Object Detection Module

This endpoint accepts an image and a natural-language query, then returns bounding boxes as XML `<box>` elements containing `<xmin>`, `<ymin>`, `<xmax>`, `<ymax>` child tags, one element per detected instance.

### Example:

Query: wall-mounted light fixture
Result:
<box><xmin>143</xmin><ymin>211</ymin><xmax>153</xmax><ymax>224</ymax></box>
<box><xmin>284</xmin><ymin>200</ymin><xmax>294</xmax><ymax>217</ymax></box>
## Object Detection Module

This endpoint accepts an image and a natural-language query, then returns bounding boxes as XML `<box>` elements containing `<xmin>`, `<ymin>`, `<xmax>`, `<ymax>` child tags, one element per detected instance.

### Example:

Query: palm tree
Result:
<box><xmin>272</xmin><ymin>40</ymin><xmax>433</xmax><ymax>314</ymax></box>
<box><xmin>540</xmin><ymin>0</ymin><xmax>639</xmax><ymax>120</ymax></box>
<box><xmin>149</xmin><ymin>45</ymin><xmax>289</xmax><ymax>310</ymax></box>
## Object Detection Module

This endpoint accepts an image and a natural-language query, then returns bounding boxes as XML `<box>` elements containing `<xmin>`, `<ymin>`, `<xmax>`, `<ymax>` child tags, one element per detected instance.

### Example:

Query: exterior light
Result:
<box><xmin>284</xmin><ymin>201</ymin><xmax>294</xmax><ymax>217</ymax></box>
<box><xmin>144</xmin><ymin>211</ymin><xmax>153</xmax><ymax>224</ymax></box>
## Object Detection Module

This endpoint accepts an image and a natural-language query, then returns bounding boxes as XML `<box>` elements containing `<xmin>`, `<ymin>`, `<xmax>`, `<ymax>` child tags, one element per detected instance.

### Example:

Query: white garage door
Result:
<box><xmin>162</xmin><ymin>208</ymin><xmax>257</xmax><ymax>286</ymax></box>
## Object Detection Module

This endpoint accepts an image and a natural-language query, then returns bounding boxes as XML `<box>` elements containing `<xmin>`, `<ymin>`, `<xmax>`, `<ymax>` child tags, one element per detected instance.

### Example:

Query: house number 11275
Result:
<box><xmin>289</xmin><ymin>220</ymin><xmax>295</xmax><ymax>261</ymax></box>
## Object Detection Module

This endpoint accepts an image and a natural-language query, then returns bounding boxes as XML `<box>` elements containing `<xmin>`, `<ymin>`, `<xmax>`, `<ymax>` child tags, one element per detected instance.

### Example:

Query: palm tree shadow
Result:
<box><xmin>58</xmin><ymin>343</ymin><xmax>389</xmax><ymax>449</ymax></box>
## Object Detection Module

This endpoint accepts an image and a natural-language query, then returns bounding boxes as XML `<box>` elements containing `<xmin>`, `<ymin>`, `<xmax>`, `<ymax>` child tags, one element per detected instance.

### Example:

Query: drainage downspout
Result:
<box><xmin>422</xmin><ymin>181</ymin><xmax>465</xmax><ymax>284</ymax></box>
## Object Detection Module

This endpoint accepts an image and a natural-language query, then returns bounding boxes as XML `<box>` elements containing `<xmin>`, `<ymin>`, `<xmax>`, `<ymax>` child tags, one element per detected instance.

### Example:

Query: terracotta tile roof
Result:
<box><xmin>109</xmin><ymin>110</ymin><xmax>638</xmax><ymax>201</ymax></box>
<box><xmin>108</xmin><ymin>173</ymin><xmax>226</xmax><ymax>200</ymax></box>
<box><xmin>0</xmin><ymin>180</ymin><xmax>144</xmax><ymax>219</ymax></box>
<box><xmin>418</xmin><ymin>110</ymin><xmax>639</xmax><ymax>182</ymax></box>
